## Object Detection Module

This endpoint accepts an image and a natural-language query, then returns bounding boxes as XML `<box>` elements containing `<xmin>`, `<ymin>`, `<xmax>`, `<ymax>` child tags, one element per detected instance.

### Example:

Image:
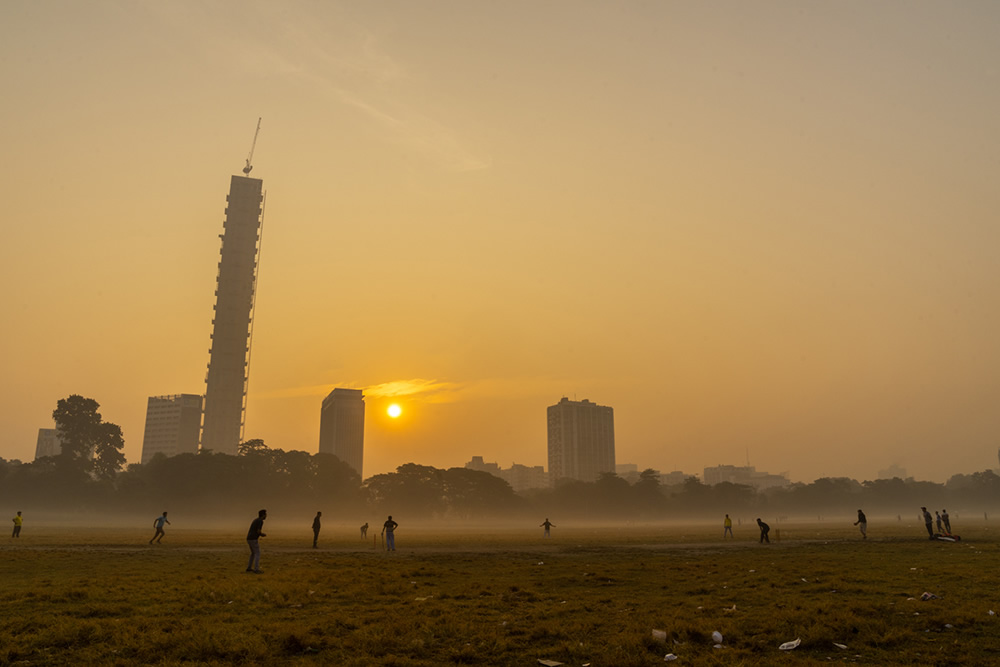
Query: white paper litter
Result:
<box><xmin>711</xmin><ymin>631</ymin><xmax>723</xmax><ymax>644</ymax></box>
<box><xmin>779</xmin><ymin>638</ymin><xmax>801</xmax><ymax>651</ymax></box>
<box><xmin>664</xmin><ymin>654</ymin><xmax>677</xmax><ymax>662</ymax></box>
<box><xmin>652</xmin><ymin>630</ymin><xmax>667</xmax><ymax>643</ymax></box>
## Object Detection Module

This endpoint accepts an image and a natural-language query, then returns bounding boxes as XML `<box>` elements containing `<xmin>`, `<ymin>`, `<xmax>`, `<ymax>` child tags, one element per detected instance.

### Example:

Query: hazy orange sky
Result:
<box><xmin>2</xmin><ymin>2</ymin><xmax>998</xmax><ymax>483</ymax></box>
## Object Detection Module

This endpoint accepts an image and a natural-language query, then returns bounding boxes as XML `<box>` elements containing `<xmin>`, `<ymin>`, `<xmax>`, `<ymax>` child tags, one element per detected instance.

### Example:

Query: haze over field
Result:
<box><xmin>2</xmin><ymin>2</ymin><xmax>998</xmax><ymax>483</ymax></box>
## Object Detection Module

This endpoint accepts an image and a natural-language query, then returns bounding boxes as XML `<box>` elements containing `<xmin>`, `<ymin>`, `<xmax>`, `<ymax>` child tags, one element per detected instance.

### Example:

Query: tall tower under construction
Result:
<box><xmin>201</xmin><ymin>161</ymin><xmax>264</xmax><ymax>455</ymax></box>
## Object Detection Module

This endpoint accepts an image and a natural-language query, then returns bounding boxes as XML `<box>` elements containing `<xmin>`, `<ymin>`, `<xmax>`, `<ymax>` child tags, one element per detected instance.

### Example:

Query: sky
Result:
<box><xmin>2</xmin><ymin>1</ymin><xmax>999</xmax><ymax>484</ymax></box>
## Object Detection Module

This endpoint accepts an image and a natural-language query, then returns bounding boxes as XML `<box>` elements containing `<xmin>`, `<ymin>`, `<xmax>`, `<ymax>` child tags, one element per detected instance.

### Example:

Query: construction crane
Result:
<box><xmin>243</xmin><ymin>118</ymin><xmax>261</xmax><ymax>176</ymax></box>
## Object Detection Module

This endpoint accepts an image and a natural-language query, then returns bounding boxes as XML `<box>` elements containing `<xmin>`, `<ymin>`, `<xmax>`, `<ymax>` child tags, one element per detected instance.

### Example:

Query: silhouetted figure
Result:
<box><xmin>935</xmin><ymin>510</ymin><xmax>943</xmax><ymax>534</ymax></box>
<box><xmin>942</xmin><ymin>509</ymin><xmax>952</xmax><ymax>534</ymax></box>
<box><xmin>12</xmin><ymin>511</ymin><xmax>22</xmax><ymax>538</ymax></box>
<box><xmin>921</xmin><ymin>507</ymin><xmax>933</xmax><ymax>539</ymax></box>
<box><xmin>247</xmin><ymin>509</ymin><xmax>267</xmax><ymax>572</ymax></box>
<box><xmin>723</xmin><ymin>514</ymin><xmax>733</xmax><ymax>538</ymax></box>
<box><xmin>756</xmin><ymin>518</ymin><xmax>770</xmax><ymax>544</ymax></box>
<box><xmin>854</xmin><ymin>509</ymin><xmax>867</xmax><ymax>539</ymax></box>
<box><xmin>540</xmin><ymin>518</ymin><xmax>555</xmax><ymax>537</ymax></box>
<box><xmin>382</xmin><ymin>515</ymin><xmax>398</xmax><ymax>551</ymax></box>
<box><xmin>360</xmin><ymin>522</ymin><xmax>369</xmax><ymax>538</ymax></box>
<box><xmin>312</xmin><ymin>511</ymin><xmax>322</xmax><ymax>548</ymax></box>
<box><xmin>149</xmin><ymin>512</ymin><xmax>170</xmax><ymax>544</ymax></box>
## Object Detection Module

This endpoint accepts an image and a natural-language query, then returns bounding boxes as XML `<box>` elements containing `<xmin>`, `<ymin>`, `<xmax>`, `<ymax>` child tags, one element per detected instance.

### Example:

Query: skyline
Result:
<box><xmin>2</xmin><ymin>2</ymin><xmax>999</xmax><ymax>483</ymax></box>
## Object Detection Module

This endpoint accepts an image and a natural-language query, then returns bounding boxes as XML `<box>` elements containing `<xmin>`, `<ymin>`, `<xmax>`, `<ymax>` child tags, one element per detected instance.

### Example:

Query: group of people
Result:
<box><xmin>739</xmin><ymin>507</ymin><xmax>956</xmax><ymax>544</ymax></box>
<box><xmin>246</xmin><ymin>511</ymin><xmax>399</xmax><ymax>572</ymax></box>
<box><xmin>921</xmin><ymin>507</ymin><xmax>952</xmax><ymax>539</ymax></box>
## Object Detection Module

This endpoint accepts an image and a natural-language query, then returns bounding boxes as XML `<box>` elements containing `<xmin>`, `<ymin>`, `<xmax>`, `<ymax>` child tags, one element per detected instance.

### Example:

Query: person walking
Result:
<box><xmin>382</xmin><ymin>515</ymin><xmax>398</xmax><ymax>551</ymax></box>
<box><xmin>12</xmin><ymin>511</ymin><xmax>23</xmax><ymax>538</ymax></box>
<box><xmin>942</xmin><ymin>509</ymin><xmax>952</xmax><ymax>534</ymax></box>
<box><xmin>360</xmin><ymin>522</ymin><xmax>369</xmax><ymax>538</ymax></box>
<box><xmin>149</xmin><ymin>512</ymin><xmax>170</xmax><ymax>544</ymax></box>
<box><xmin>312</xmin><ymin>511</ymin><xmax>322</xmax><ymax>548</ymax></box>
<box><xmin>854</xmin><ymin>509</ymin><xmax>867</xmax><ymax>539</ymax></box>
<box><xmin>540</xmin><ymin>518</ymin><xmax>555</xmax><ymax>537</ymax></box>
<box><xmin>921</xmin><ymin>507</ymin><xmax>934</xmax><ymax>539</ymax></box>
<box><xmin>723</xmin><ymin>514</ymin><xmax>733</xmax><ymax>538</ymax></box>
<box><xmin>246</xmin><ymin>509</ymin><xmax>267</xmax><ymax>573</ymax></box>
<box><xmin>756</xmin><ymin>518</ymin><xmax>770</xmax><ymax>544</ymax></box>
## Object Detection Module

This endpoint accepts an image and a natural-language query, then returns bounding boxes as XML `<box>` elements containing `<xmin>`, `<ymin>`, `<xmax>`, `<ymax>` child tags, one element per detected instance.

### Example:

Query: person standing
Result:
<box><xmin>723</xmin><ymin>514</ymin><xmax>733</xmax><ymax>538</ymax></box>
<box><xmin>246</xmin><ymin>509</ymin><xmax>267</xmax><ymax>573</ymax></box>
<box><xmin>312</xmin><ymin>511</ymin><xmax>322</xmax><ymax>548</ymax></box>
<box><xmin>360</xmin><ymin>522</ymin><xmax>369</xmax><ymax>538</ymax></box>
<box><xmin>854</xmin><ymin>509</ymin><xmax>867</xmax><ymax>539</ymax></box>
<box><xmin>942</xmin><ymin>509</ymin><xmax>952</xmax><ymax>534</ymax></box>
<box><xmin>756</xmin><ymin>518</ymin><xmax>770</xmax><ymax>544</ymax></box>
<box><xmin>149</xmin><ymin>512</ymin><xmax>170</xmax><ymax>544</ymax></box>
<box><xmin>540</xmin><ymin>518</ymin><xmax>555</xmax><ymax>537</ymax></box>
<box><xmin>12</xmin><ymin>511</ymin><xmax>23</xmax><ymax>538</ymax></box>
<box><xmin>382</xmin><ymin>515</ymin><xmax>398</xmax><ymax>551</ymax></box>
<box><xmin>935</xmin><ymin>510</ymin><xmax>943</xmax><ymax>534</ymax></box>
<box><xmin>921</xmin><ymin>507</ymin><xmax>934</xmax><ymax>539</ymax></box>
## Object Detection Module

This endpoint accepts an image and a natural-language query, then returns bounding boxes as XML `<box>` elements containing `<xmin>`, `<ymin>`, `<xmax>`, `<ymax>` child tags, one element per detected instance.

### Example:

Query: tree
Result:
<box><xmin>52</xmin><ymin>395</ymin><xmax>126</xmax><ymax>479</ymax></box>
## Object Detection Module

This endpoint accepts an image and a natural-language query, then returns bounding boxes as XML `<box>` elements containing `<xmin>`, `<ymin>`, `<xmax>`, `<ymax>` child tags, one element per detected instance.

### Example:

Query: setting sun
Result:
<box><xmin>387</xmin><ymin>404</ymin><xmax>402</xmax><ymax>419</ymax></box>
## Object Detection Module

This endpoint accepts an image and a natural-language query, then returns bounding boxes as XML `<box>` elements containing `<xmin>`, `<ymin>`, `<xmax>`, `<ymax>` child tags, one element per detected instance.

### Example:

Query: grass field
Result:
<box><xmin>2</xmin><ymin>520</ymin><xmax>1000</xmax><ymax>665</ymax></box>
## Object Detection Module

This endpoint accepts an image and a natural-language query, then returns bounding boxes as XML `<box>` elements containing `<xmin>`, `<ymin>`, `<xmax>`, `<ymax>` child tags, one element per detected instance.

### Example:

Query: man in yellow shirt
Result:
<box><xmin>723</xmin><ymin>514</ymin><xmax>733</xmax><ymax>538</ymax></box>
<box><xmin>12</xmin><ymin>511</ymin><xmax>23</xmax><ymax>538</ymax></box>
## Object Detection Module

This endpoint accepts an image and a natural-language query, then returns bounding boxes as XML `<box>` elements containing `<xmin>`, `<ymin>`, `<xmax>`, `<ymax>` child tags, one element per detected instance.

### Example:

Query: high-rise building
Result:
<box><xmin>319</xmin><ymin>388</ymin><xmax>365</xmax><ymax>477</ymax></box>
<box><xmin>35</xmin><ymin>428</ymin><xmax>63</xmax><ymax>459</ymax></box>
<box><xmin>547</xmin><ymin>397</ymin><xmax>615</xmax><ymax>483</ymax></box>
<box><xmin>201</xmin><ymin>174</ymin><xmax>264</xmax><ymax>455</ymax></box>
<box><xmin>141</xmin><ymin>394</ymin><xmax>203</xmax><ymax>464</ymax></box>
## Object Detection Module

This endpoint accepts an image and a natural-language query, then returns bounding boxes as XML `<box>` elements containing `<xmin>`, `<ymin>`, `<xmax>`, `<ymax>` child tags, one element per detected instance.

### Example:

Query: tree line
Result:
<box><xmin>3</xmin><ymin>395</ymin><xmax>1000</xmax><ymax>521</ymax></box>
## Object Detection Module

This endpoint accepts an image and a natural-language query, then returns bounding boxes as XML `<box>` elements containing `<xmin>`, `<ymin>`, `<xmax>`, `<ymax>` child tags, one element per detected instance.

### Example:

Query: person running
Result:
<box><xmin>921</xmin><ymin>507</ymin><xmax>934</xmax><ymax>539</ymax></box>
<box><xmin>382</xmin><ymin>515</ymin><xmax>398</xmax><ymax>551</ymax></box>
<box><xmin>723</xmin><ymin>514</ymin><xmax>733</xmax><ymax>538</ymax></box>
<box><xmin>246</xmin><ymin>509</ymin><xmax>267</xmax><ymax>573</ymax></box>
<box><xmin>12</xmin><ymin>511</ymin><xmax>23</xmax><ymax>538</ymax></box>
<box><xmin>540</xmin><ymin>518</ymin><xmax>555</xmax><ymax>537</ymax></box>
<box><xmin>360</xmin><ymin>522</ymin><xmax>369</xmax><ymax>538</ymax></box>
<box><xmin>935</xmin><ymin>511</ymin><xmax>943</xmax><ymax>534</ymax></box>
<box><xmin>756</xmin><ymin>518</ymin><xmax>770</xmax><ymax>544</ymax></box>
<box><xmin>854</xmin><ymin>509</ymin><xmax>867</xmax><ymax>539</ymax></box>
<box><xmin>942</xmin><ymin>509</ymin><xmax>952</xmax><ymax>534</ymax></box>
<box><xmin>149</xmin><ymin>512</ymin><xmax>170</xmax><ymax>544</ymax></box>
<box><xmin>312</xmin><ymin>511</ymin><xmax>322</xmax><ymax>548</ymax></box>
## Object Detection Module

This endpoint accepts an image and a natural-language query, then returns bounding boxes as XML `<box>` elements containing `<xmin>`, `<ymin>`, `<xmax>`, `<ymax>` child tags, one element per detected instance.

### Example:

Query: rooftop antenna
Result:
<box><xmin>243</xmin><ymin>117</ymin><xmax>261</xmax><ymax>176</ymax></box>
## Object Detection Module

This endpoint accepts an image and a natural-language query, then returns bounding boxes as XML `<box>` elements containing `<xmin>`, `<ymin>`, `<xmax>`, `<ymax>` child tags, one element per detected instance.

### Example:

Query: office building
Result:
<box><xmin>465</xmin><ymin>456</ymin><xmax>549</xmax><ymax>492</ymax></box>
<box><xmin>547</xmin><ymin>397</ymin><xmax>615</xmax><ymax>483</ymax></box>
<box><xmin>141</xmin><ymin>394</ymin><xmax>203</xmax><ymax>464</ymax></box>
<box><xmin>201</xmin><ymin>173</ymin><xmax>264</xmax><ymax>454</ymax></box>
<box><xmin>319</xmin><ymin>388</ymin><xmax>365</xmax><ymax>477</ymax></box>
<box><xmin>702</xmin><ymin>464</ymin><xmax>790</xmax><ymax>490</ymax></box>
<box><xmin>34</xmin><ymin>428</ymin><xmax>63</xmax><ymax>459</ymax></box>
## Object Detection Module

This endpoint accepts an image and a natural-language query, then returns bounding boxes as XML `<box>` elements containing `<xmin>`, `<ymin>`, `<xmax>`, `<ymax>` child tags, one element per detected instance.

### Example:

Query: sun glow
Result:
<box><xmin>387</xmin><ymin>404</ymin><xmax>402</xmax><ymax>418</ymax></box>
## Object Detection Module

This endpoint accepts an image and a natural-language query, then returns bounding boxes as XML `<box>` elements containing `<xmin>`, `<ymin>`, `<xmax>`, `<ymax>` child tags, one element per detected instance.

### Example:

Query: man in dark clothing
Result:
<box><xmin>854</xmin><ymin>509</ymin><xmax>867</xmax><ymax>539</ymax></box>
<box><xmin>756</xmin><ymin>518</ymin><xmax>770</xmax><ymax>544</ymax></box>
<box><xmin>921</xmin><ymin>507</ymin><xmax>933</xmax><ymax>539</ymax></box>
<box><xmin>942</xmin><ymin>509</ymin><xmax>952</xmax><ymax>534</ymax></box>
<box><xmin>382</xmin><ymin>515</ymin><xmax>398</xmax><ymax>551</ymax></box>
<box><xmin>247</xmin><ymin>509</ymin><xmax>267</xmax><ymax>573</ymax></box>
<box><xmin>312</xmin><ymin>511</ymin><xmax>322</xmax><ymax>548</ymax></box>
<box><xmin>540</xmin><ymin>518</ymin><xmax>555</xmax><ymax>537</ymax></box>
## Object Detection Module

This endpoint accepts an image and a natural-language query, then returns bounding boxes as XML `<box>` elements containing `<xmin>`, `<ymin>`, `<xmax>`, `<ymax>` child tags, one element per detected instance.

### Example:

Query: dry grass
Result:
<box><xmin>2</xmin><ymin>522</ymin><xmax>1000</xmax><ymax>665</ymax></box>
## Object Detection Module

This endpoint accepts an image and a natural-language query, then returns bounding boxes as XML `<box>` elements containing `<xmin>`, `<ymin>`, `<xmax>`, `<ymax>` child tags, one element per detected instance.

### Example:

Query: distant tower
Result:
<box><xmin>141</xmin><ymin>394</ymin><xmax>203</xmax><ymax>463</ymax></box>
<box><xmin>201</xmin><ymin>158</ymin><xmax>264</xmax><ymax>455</ymax></box>
<box><xmin>34</xmin><ymin>428</ymin><xmax>63</xmax><ymax>459</ymax></box>
<box><xmin>319</xmin><ymin>388</ymin><xmax>366</xmax><ymax>477</ymax></box>
<box><xmin>547</xmin><ymin>397</ymin><xmax>615</xmax><ymax>483</ymax></box>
